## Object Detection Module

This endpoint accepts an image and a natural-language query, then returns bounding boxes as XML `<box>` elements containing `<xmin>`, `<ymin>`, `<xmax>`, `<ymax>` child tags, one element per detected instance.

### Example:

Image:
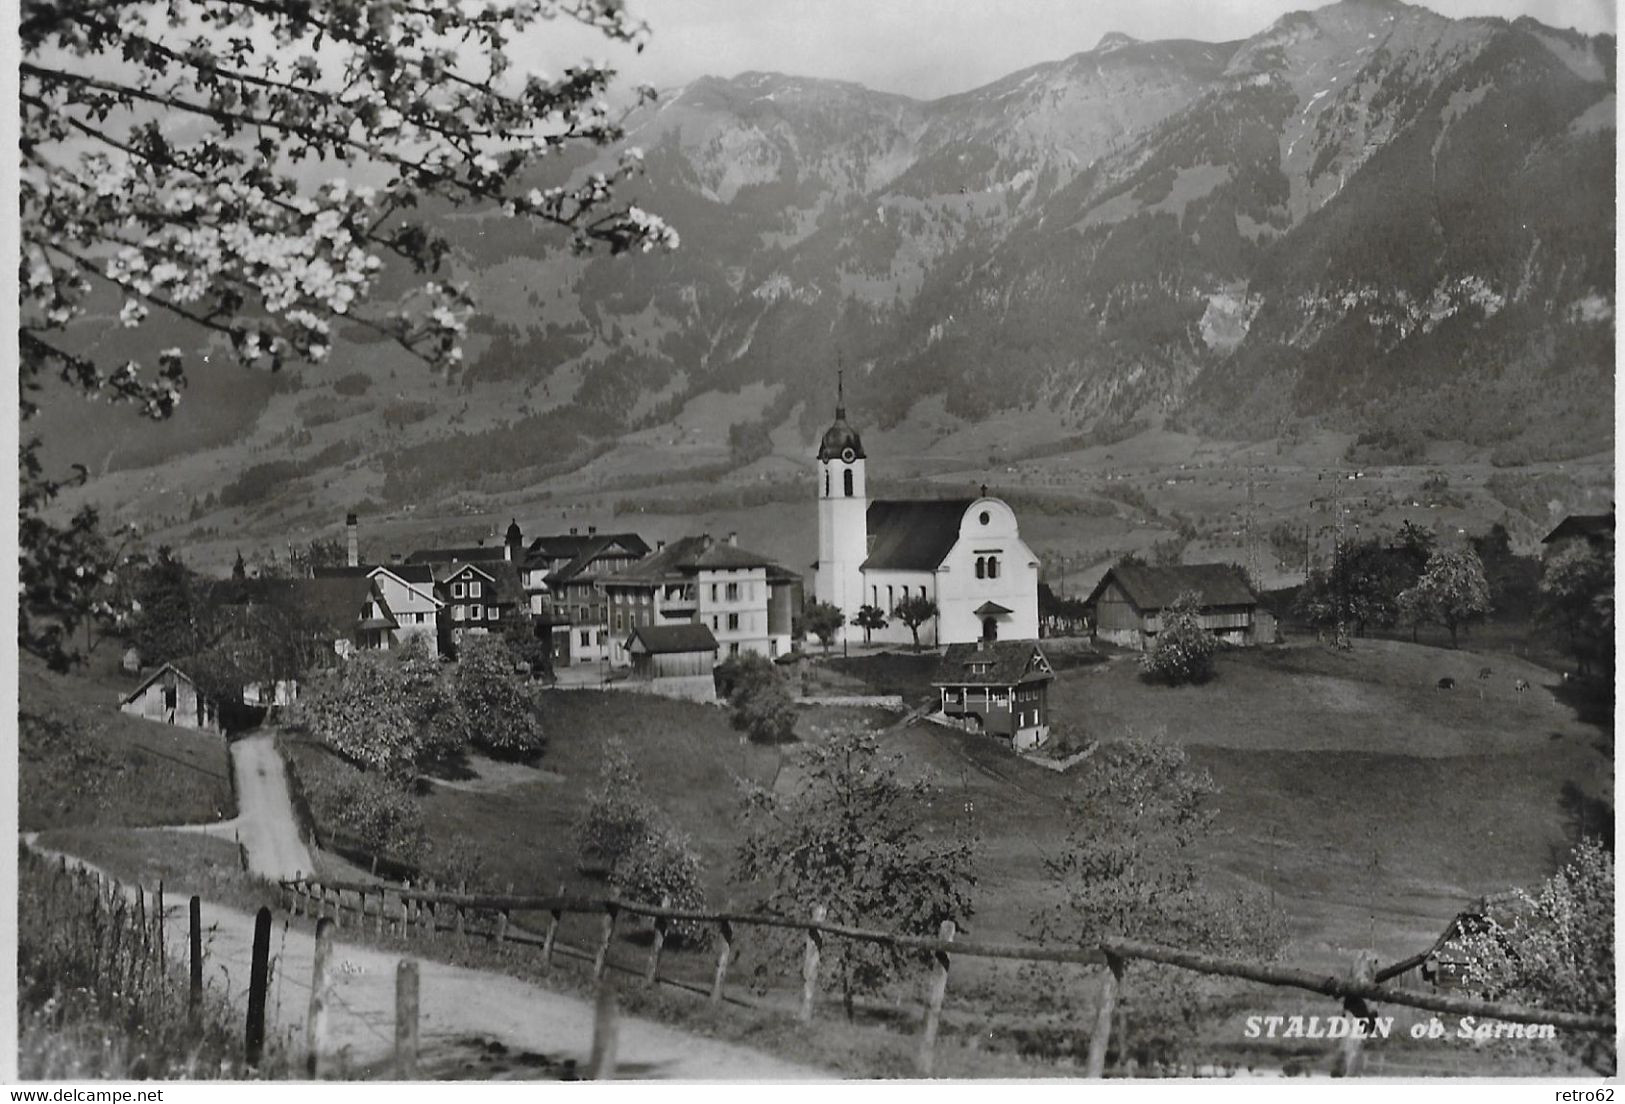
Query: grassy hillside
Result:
<box><xmin>19</xmin><ymin>655</ymin><xmax>236</xmax><ymax>831</ymax></box>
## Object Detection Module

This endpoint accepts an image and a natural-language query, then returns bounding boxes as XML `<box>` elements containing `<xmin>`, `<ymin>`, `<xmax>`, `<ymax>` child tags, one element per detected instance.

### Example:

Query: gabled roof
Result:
<box><xmin>436</xmin><ymin>561</ymin><xmax>498</xmax><ymax>585</ymax></box>
<box><xmin>121</xmin><ymin>662</ymin><xmax>201</xmax><ymax>704</ymax></box>
<box><xmin>610</xmin><ymin>535</ymin><xmax>780</xmax><ymax>584</ymax></box>
<box><xmin>526</xmin><ymin>532</ymin><xmax>650</xmax><ymax>564</ymax></box>
<box><xmin>369</xmin><ymin>563</ymin><xmax>436</xmax><ymax>585</ymax></box>
<box><xmin>625</xmin><ymin>622</ymin><xmax>719</xmax><ymax>655</ymax></box>
<box><xmin>862</xmin><ymin>499</ymin><xmax>974</xmax><ymax>571</ymax></box>
<box><xmin>933</xmin><ymin>641</ymin><xmax>1053</xmax><ymax>688</ymax></box>
<box><xmin>974</xmin><ymin>601</ymin><xmax>1013</xmax><ymax>617</ymax></box>
<box><xmin>1541</xmin><ymin>513</ymin><xmax>1614</xmax><ymax>544</ymax></box>
<box><xmin>1084</xmin><ymin>563</ymin><xmax>1257</xmax><ymax>613</ymax></box>
<box><xmin>543</xmin><ymin>535</ymin><xmax>652</xmax><ymax>586</ymax></box>
<box><xmin>407</xmin><ymin>545</ymin><xmax>508</xmax><ymax>565</ymax></box>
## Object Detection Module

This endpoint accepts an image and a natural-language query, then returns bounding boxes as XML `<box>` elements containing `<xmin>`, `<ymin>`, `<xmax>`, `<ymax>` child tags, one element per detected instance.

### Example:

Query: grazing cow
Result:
<box><xmin>1477</xmin><ymin>666</ymin><xmax>1492</xmax><ymax>680</ymax></box>
<box><xmin>1514</xmin><ymin>679</ymin><xmax>1530</xmax><ymax>693</ymax></box>
<box><xmin>1436</xmin><ymin>677</ymin><xmax>1455</xmax><ymax>691</ymax></box>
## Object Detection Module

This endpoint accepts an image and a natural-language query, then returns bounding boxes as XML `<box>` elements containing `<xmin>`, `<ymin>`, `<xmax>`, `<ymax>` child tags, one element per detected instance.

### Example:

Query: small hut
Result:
<box><xmin>119</xmin><ymin>663</ymin><xmax>221</xmax><ymax>734</ymax></box>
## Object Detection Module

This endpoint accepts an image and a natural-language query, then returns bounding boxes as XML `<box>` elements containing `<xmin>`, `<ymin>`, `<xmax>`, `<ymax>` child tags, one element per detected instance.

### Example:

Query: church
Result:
<box><xmin>813</xmin><ymin>383</ymin><xmax>1040</xmax><ymax>648</ymax></box>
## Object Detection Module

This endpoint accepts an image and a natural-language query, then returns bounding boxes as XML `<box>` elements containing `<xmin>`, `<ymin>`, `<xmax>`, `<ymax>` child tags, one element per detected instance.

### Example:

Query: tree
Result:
<box><xmin>294</xmin><ymin>636</ymin><xmax>464</xmax><ymax>776</ymax></box>
<box><xmin>574</xmin><ymin>739</ymin><xmax>654</xmax><ymax>875</ymax></box>
<box><xmin>735</xmin><ymin>729</ymin><xmax>977</xmax><ymax>1019</ymax></box>
<box><xmin>715</xmin><ymin>652</ymin><xmax>797</xmax><ymax>744</ymax></box>
<box><xmin>500</xmin><ymin>615</ymin><xmax>554</xmax><ymax>679</ymax></box>
<box><xmin>853</xmin><ymin>604</ymin><xmax>888</xmax><ymax>643</ymax></box>
<box><xmin>1456</xmin><ymin>838</ymin><xmax>1614</xmax><ymax>1074</ymax></box>
<box><xmin>1140</xmin><ymin>591</ymin><xmax>1218</xmax><ymax>685</ymax></box>
<box><xmin>892</xmin><ymin>594</ymin><xmax>938</xmax><ymax>652</ymax></box>
<box><xmin>20</xmin><ymin>0</ymin><xmax>677</xmax><ymax>669</ymax></box>
<box><xmin>126</xmin><ymin>547</ymin><xmax>213</xmax><ymax>665</ymax></box>
<box><xmin>802</xmin><ymin>601</ymin><xmax>845</xmax><ymax>653</ymax></box>
<box><xmin>1033</xmin><ymin>739</ymin><xmax>1287</xmax><ymax>1069</ymax></box>
<box><xmin>1397</xmin><ymin>547</ymin><xmax>1492</xmax><ymax>647</ymax></box>
<box><xmin>1539</xmin><ymin>541</ymin><xmax>1614</xmax><ymax>679</ymax></box>
<box><xmin>1294</xmin><ymin>538</ymin><xmax>1414</xmax><ymax>639</ymax></box>
<box><xmin>451</xmin><ymin>634</ymin><xmax>545</xmax><ymax>758</ymax></box>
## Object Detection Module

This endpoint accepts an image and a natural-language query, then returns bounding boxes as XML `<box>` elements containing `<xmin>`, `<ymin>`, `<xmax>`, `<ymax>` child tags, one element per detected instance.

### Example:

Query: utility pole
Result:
<box><xmin>1331</xmin><ymin>471</ymin><xmax>1349</xmax><ymax>650</ymax></box>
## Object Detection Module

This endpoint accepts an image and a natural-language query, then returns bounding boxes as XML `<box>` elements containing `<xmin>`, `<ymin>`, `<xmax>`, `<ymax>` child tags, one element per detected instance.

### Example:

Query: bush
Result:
<box><xmin>574</xmin><ymin>739</ymin><xmax>656</xmax><ymax>874</ymax></box>
<box><xmin>716</xmin><ymin>653</ymin><xmax>797</xmax><ymax>744</ymax></box>
<box><xmin>288</xmin><ymin>746</ymin><xmax>426</xmax><ymax>865</ymax></box>
<box><xmin>1140</xmin><ymin>592</ymin><xmax>1218</xmax><ymax>685</ymax></box>
<box><xmin>609</xmin><ymin>825</ymin><xmax>710</xmax><ymax>946</ymax></box>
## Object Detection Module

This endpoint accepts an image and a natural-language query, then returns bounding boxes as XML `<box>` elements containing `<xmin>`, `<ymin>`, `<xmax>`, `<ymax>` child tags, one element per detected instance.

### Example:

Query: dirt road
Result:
<box><xmin>175</xmin><ymin>732</ymin><xmax>316</xmax><ymax>880</ymax></box>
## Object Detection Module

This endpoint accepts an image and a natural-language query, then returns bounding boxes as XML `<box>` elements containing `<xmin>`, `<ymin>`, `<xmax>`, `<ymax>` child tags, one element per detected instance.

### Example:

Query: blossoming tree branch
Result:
<box><xmin>18</xmin><ymin>0</ymin><xmax>678</xmax><ymax>665</ymax></box>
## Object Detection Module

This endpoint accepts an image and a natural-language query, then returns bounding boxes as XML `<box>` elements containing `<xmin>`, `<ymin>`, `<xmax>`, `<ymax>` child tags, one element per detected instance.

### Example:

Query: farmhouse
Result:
<box><xmin>1085</xmin><ymin>562</ymin><xmax>1267</xmax><ymax>650</ymax></box>
<box><xmin>933</xmin><ymin>640</ymin><xmax>1055</xmax><ymax>749</ymax></box>
<box><xmin>520</xmin><ymin>527</ymin><xmax>652</xmax><ymax>667</ymax></box>
<box><xmin>812</xmin><ymin>379</ymin><xmax>1040</xmax><ymax>646</ymax></box>
<box><xmin>120</xmin><ymin>663</ymin><xmax>221</xmax><ymax>734</ymax></box>
<box><xmin>1541</xmin><ymin>512</ymin><xmax>1614</xmax><ymax>551</ymax></box>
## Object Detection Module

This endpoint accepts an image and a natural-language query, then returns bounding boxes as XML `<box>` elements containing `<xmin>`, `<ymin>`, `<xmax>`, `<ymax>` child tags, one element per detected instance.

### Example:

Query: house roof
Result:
<box><xmin>1084</xmin><ymin>563</ymin><xmax>1257</xmax><ymax>613</ymax></box>
<box><xmin>862</xmin><ymin>499</ymin><xmax>974</xmax><ymax>571</ymax></box>
<box><xmin>121</xmin><ymin>662</ymin><xmax>200</xmax><ymax>704</ymax></box>
<box><xmin>974</xmin><ymin>601</ymin><xmax>1013</xmax><ymax>617</ymax></box>
<box><xmin>932</xmin><ymin>641</ymin><xmax>1054</xmax><ymax>688</ymax></box>
<box><xmin>407</xmin><ymin>545</ymin><xmax>509</xmax><ymax>565</ymax></box>
<box><xmin>611</xmin><ymin>535</ymin><xmax>780</xmax><ymax>583</ymax></box>
<box><xmin>625</xmin><ymin>622</ymin><xmax>719</xmax><ymax>655</ymax></box>
<box><xmin>370</xmin><ymin>563</ymin><xmax>436</xmax><ymax>585</ymax></box>
<box><xmin>543</xmin><ymin>535</ymin><xmax>652</xmax><ymax>586</ymax></box>
<box><xmin>1541</xmin><ymin>513</ymin><xmax>1615</xmax><ymax>544</ymax></box>
<box><xmin>526</xmin><ymin>532</ymin><xmax>650</xmax><ymax>564</ymax></box>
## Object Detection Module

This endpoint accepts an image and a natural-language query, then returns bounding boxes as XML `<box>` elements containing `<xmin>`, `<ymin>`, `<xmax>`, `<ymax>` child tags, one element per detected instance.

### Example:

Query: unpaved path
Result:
<box><xmin>169</xmin><ymin>732</ymin><xmax>315</xmax><ymax>881</ymax></box>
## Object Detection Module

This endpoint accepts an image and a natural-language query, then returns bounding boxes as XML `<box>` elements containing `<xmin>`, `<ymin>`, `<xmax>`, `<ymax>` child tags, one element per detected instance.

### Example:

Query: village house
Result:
<box><xmin>430</xmin><ymin>559</ymin><xmax>527</xmax><ymax>653</ymax></box>
<box><xmin>932</xmin><ymin>640</ymin><xmax>1055</xmax><ymax>749</ymax></box>
<box><xmin>1084</xmin><ymin>562</ymin><xmax>1270</xmax><ymax>650</ymax></box>
<box><xmin>812</xmin><ymin>379</ymin><xmax>1040</xmax><ymax>646</ymax></box>
<box><xmin>120</xmin><ymin>663</ymin><xmax>221</xmax><ymax>734</ymax></box>
<box><xmin>520</xmin><ymin>527</ymin><xmax>651</xmax><ymax>667</ymax></box>
<box><xmin>599</xmin><ymin>533</ymin><xmax>798</xmax><ymax>666</ymax></box>
<box><xmin>1541</xmin><ymin>511</ymin><xmax>1614</xmax><ymax>552</ymax></box>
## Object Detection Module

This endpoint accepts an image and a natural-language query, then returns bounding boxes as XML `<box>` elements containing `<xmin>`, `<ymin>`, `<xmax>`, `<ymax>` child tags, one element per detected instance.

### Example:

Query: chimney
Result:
<box><xmin>656</xmin><ymin>540</ymin><xmax>666</xmax><ymax>551</ymax></box>
<box><xmin>976</xmin><ymin>639</ymin><xmax>985</xmax><ymax>653</ymax></box>
<box><xmin>345</xmin><ymin>513</ymin><xmax>359</xmax><ymax>567</ymax></box>
<box><xmin>728</xmin><ymin>531</ymin><xmax>738</xmax><ymax>547</ymax></box>
<box><xmin>390</xmin><ymin>552</ymin><xmax>403</xmax><ymax>564</ymax></box>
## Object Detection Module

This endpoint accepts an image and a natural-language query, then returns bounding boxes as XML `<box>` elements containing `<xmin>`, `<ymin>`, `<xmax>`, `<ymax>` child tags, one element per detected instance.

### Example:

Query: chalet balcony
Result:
<box><xmin>659</xmin><ymin>586</ymin><xmax>698</xmax><ymax>612</ymax></box>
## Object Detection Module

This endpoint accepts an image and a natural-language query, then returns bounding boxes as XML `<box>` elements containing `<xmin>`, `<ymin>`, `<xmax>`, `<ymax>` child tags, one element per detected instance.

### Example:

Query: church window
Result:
<box><xmin>886</xmin><ymin>584</ymin><xmax>894</xmax><ymax>610</ymax></box>
<box><xmin>824</xmin><ymin>469</ymin><xmax>830</xmax><ymax>496</ymax></box>
<box><xmin>843</xmin><ymin>469</ymin><xmax>854</xmax><ymax>497</ymax></box>
<box><xmin>988</xmin><ymin>557</ymin><xmax>1000</xmax><ymax>579</ymax></box>
<box><xmin>975</xmin><ymin>557</ymin><xmax>985</xmax><ymax>579</ymax></box>
<box><xmin>871</xmin><ymin>585</ymin><xmax>878</xmax><ymax>606</ymax></box>
<box><xmin>980</xmin><ymin>511</ymin><xmax>990</xmax><ymax>526</ymax></box>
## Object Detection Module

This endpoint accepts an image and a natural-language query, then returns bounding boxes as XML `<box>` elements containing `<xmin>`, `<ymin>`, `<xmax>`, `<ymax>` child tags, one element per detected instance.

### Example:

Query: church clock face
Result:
<box><xmin>841</xmin><ymin>447</ymin><xmax>856</xmax><ymax>463</ymax></box>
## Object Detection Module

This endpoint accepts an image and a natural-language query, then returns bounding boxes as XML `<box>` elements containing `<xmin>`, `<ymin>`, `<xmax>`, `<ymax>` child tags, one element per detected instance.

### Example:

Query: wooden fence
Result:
<box><xmin>280</xmin><ymin>874</ymin><xmax>1615</xmax><ymax>1077</ymax></box>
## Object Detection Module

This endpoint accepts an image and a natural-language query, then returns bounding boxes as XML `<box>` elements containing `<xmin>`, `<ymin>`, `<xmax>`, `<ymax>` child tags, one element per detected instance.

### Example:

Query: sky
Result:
<box><xmin>533</xmin><ymin>0</ymin><xmax>1617</xmax><ymax>100</ymax></box>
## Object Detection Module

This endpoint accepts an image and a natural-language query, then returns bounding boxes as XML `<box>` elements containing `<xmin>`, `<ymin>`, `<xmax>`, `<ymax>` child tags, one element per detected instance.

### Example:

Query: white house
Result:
<box><xmin>812</xmin><ymin>381</ymin><xmax>1040</xmax><ymax>647</ymax></box>
<box><xmin>367</xmin><ymin>564</ymin><xmax>443</xmax><ymax>653</ymax></box>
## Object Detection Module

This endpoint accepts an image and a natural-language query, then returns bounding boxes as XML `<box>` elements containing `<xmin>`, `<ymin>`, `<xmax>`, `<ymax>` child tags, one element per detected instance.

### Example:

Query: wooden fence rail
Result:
<box><xmin>280</xmin><ymin>872</ymin><xmax>1614</xmax><ymax>1077</ymax></box>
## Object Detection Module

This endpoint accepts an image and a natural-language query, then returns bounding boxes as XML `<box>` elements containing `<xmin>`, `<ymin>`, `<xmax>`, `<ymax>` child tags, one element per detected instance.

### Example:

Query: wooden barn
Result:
<box><xmin>625</xmin><ymin>623</ymin><xmax>720</xmax><ymax>679</ymax></box>
<box><xmin>119</xmin><ymin>663</ymin><xmax>221</xmax><ymax>734</ymax></box>
<box><xmin>933</xmin><ymin>640</ymin><xmax>1055</xmax><ymax>750</ymax></box>
<box><xmin>1084</xmin><ymin>563</ymin><xmax>1265</xmax><ymax>650</ymax></box>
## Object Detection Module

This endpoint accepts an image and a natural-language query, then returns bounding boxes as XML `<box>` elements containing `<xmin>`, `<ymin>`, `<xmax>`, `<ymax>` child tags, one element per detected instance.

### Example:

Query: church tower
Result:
<box><xmin>815</xmin><ymin>370</ymin><xmax>867</xmax><ymax>638</ymax></box>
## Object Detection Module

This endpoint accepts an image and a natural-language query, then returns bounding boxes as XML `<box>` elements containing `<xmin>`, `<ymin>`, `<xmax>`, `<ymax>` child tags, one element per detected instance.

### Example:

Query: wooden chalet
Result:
<box><xmin>624</xmin><ymin>622</ymin><xmax>720</xmax><ymax>680</ymax></box>
<box><xmin>933</xmin><ymin>640</ymin><xmax>1055</xmax><ymax>750</ymax></box>
<box><xmin>1084</xmin><ymin>563</ymin><xmax>1265</xmax><ymax>650</ymax></box>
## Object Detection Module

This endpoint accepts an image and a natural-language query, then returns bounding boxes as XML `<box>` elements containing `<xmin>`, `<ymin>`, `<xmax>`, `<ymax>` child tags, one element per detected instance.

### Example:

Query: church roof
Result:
<box><xmin>818</xmin><ymin>413</ymin><xmax>866</xmax><ymax>462</ymax></box>
<box><xmin>862</xmin><ymin>499</ymin><xmax>975</xmax><ymax>571</ymax></box>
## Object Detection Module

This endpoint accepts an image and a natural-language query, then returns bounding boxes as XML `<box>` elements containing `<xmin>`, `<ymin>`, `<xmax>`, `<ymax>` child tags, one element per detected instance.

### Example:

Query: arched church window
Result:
<box><xmin>843</xmin><ymin>468</ymin><xmax>854</xmax><ymax>497</ymax></box>
<box><xmin>988</xmin><ymin>557</ymin><xmax>1000</xmax><ymax>579</ymax></box>
<box><xmin>975</xmin><ymin>557</ymin><xmax>985</xmax><ymax>579</ymax></box>
<box><xmin>824</xmin><ymin>469</ymin><xmax>830</xmax><ymax>496</ymax></box>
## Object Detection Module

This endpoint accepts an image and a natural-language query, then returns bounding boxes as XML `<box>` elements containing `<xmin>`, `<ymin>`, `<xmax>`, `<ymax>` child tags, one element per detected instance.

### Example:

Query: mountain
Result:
<box><xmin>47</xmin><ymin>0</ymin><xmax>1615</xmax><ymax>524</ymax></box>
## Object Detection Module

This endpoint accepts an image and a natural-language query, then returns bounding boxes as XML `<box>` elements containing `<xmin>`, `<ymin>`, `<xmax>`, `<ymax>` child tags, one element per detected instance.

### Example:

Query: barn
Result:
<box><xmin>119</xmin><ymin>663</ymin><xmax>221</xmax><ymax>734</ymax></box>
<box><xmin>1084</xmin><ymin>563</ymin><xmax>1266</xmax><ymax>650</ymax></box>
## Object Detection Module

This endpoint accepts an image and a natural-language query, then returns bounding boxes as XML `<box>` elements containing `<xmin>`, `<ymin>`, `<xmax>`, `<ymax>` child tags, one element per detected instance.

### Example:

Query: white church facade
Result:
<box><xmin>812</xmin><ymin>386</ymin><xmax>1040</xmax><ymax>648</ymax></box>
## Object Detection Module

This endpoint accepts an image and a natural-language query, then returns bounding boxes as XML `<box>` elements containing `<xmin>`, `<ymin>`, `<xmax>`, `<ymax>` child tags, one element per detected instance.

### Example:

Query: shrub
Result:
<box><xmin>1141</xmin><ymin>591</ymin><xmax>1218</xmax><ymax>685</ymax></box>
<box><xmin>716</xmin><ymin>652</ymin><xmax>797</xmax><ymax>744</ymax></box>
<box><xmin>609</xmin><ymin>825</ymin><xmax>710</xmax><ymax>946</ymax></box>
<box><xmin>574</xmin><ymin>739</ymin><xmax>656</xmax><ymax>874</ymax></box>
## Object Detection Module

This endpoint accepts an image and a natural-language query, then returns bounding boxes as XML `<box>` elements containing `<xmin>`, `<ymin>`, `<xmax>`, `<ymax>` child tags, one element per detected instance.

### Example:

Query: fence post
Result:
<box><xmin>916</xmin><ymin>919</ymin><xmax>956</xmax><ymax>1077</ymax></box>
<box><xmin>799</xmin><ymin>904</ymin><xmax>826</xmax><ymax>1023</ymax></box>
<box><xmin>332</xmin><ymin>886</ymin><xmax>344</xmax><ymax>930</ymax></box>
<box><xmin>593</xmin><ymin>905</ymin><xmax>619</xmax><ymax>980</ymax></box>
<box><xmin>589</xmin><ymin>976</ymin><xmax>619</xmax><ymax>1080</ymax></box>
<box><xmin>710</xmin><ymin>920</ymin><xmax>734</xmax><ymax>1005</ymax></box>
<box><xmin>645</xmin><ymin>896</ymin><xmax>671</xmax><ymax>986</ymax></box>
<box><xmin>306</xmin><ymin>917</ymin><xmax>335</xmax><ymax>1078</ymax></box>
<box><xmin>425</xmin><ymin>880</ymin><xmax>437</xmax><ymax>941</ymax></box>
<box><xmin>376</xmin><ymin>888</ymin><xmax>387</xmax><ymax>938</ymax></box>
<box><xmin>246</xmin><ymin>906</ymin><xmax>273</xmax><ymax>1067</ymax></box>
<box><xmin>455</xmin><ymin>881</ymin><xmax>466</xmax><ymax>939</ymax></box>
<box><xmin>1334</xmin><ymin>951</ymin><xmax>1381</xmax><ymax>1078</ymax></box>
<box><xmin>396</xmin><ymin>960</ymin><xmax>420</xmax><ymax>1079</ymax></box>
<box><xmin>188</xmin><ymin>895</ymin><xmax>203</xmax><ymax>1027</ymax></box>
<box><xmin>496</xmin><ymin>882</ymin><xmax>513</xmax><ymax>947</ymax></box>
<box><xmin>155</xmin><ymin>880</ymin><xmax>166</xmax><ymax>982</ymax></box>
<box><xmin>1084</xmin><ymin>952</ymin><xmax>1125</xmax><ymax>1079</ymax></box>
<box><xmin>543</xmin><ymin>883</ymin><xmax>565</xmax><ymax>966</ymax></box>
